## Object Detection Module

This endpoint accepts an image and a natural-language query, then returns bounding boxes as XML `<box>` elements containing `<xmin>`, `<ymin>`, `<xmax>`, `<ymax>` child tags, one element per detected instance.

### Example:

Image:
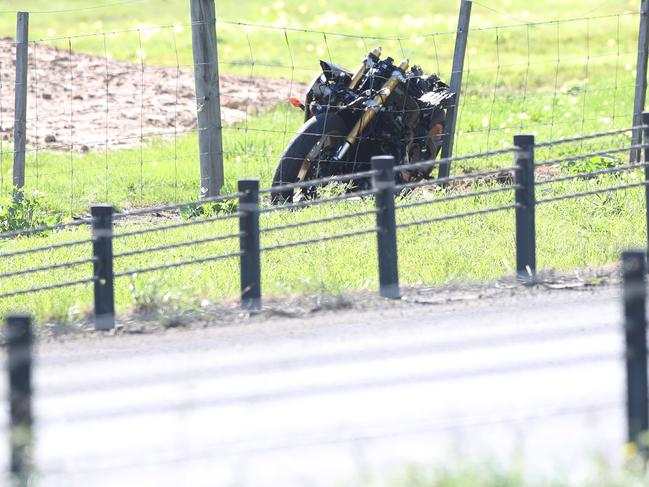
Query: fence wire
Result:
<box><xmin>0</xmin><ymin>277</ymin><xmax>95</xmax><ymax>300</ymax></box>
<box><xmin>114</xmin><ymin>251</ymin><xmax>241</xmax><ymax>278</ymax></box>
<box><xmin>2</xmin><ymin>5</ymin><xmax>640</xmax><ymax>215</ymax></box>
<box><xmin>455</xmin><ymin>9</ymin><xmax>639</xmax><ymax>157</ymax></box>
<box><xmin>537</xmin><ymin>181</ymin><xmax>649</xmax><ymax>205</ymax></box>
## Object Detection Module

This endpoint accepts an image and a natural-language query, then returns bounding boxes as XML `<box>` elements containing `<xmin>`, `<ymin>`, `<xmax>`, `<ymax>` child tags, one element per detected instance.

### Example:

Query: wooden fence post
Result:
<box><xmin>190</xmin><ymin>0</ymin><xmax>225</xmax><ymax>198</ymax></box>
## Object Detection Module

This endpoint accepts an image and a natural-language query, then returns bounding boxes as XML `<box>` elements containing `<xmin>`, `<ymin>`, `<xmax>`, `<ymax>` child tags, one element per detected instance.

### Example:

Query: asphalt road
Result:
<box><xmin>3</xmin><ymin>284</ymin><xmax>632</xmax><ymax>486</ymax></box>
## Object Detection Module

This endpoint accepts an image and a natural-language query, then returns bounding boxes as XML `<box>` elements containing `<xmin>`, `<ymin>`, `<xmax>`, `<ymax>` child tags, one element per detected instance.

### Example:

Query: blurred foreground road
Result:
<box><xmin>8</xmin><ymin>285</ymin><xmax>632</xmax><ymax>486</ymax></box>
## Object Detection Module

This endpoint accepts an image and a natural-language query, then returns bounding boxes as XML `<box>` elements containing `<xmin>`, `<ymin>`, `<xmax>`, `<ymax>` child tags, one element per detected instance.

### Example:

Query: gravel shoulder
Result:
<box><xmin>32</xmin><ymin>263</ymin><xmax>623</xmax><ymax>348</ymax></box>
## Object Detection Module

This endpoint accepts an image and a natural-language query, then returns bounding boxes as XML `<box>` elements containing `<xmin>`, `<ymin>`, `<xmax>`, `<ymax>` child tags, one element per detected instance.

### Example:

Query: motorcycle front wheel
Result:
<box><xmin>270</xmin><ymin>113</ymin><xmax>347</xmax><ymax>204</ymax></box>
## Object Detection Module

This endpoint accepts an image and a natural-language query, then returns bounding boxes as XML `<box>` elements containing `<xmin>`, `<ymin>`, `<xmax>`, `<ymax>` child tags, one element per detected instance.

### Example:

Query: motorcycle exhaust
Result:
<box><xmin>335</xmin><ymin>59</ymin><xmax>409</xmax><ymax>161</ymax></box>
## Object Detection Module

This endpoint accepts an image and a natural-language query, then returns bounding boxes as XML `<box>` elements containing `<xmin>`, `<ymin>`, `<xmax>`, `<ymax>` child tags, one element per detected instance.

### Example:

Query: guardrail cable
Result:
<box><xmin>0</xmin><ymin>258</ymin><xmax>96</xmax><ymax>280</ymax></box>
<box><xmin>0</xmin><ymin>277</ymin><xmax>96</xmax><ymax>299</ymax></box>
<box><xmin>396</xmin><ymin>185</ymin><xmax>520</xmax><ymax>211</ymax></box>
<box><xmin>396</xmin><ymin>147</ymin><xmax>517</xmax><ymax>174</ymax></box>
<box><xmin>534</xmin><ymin>125</ymin><xmax>647</xmax><ymax>148</ymax></box>
<box><xmin>536</xmin><ymin>162</ymin><xmax>649</xmax><ymax>186</ymax></box>
<box><xmin>397</xmin><ymin>204</ymin><xmax>520</xmax><ymax>229</ymax></box>
<box><xmin>260</xmin><ymin>189</ymin><xmax>378</xmax><ymax>214</ymax></box>
<box><xmin>262</xmin><ymin>209</ymin><xmax>378</xmax><ymax>234</ymax></box>
<box><xmin>535</xmin><ymin>145</ymin><xmax>646</xmax><ymax>167</ymax></box>
<box><xmin>261</xmin><ymin>228</ymin><xmax>379</xmax><ymax>253</ymax></box>
<box><xmin>536</xmin><ymin>181</ymin><xmax>649</xmax><ymax>204</ymax></box>
<box><xmin>114</xmin><ymin>212</ymin><xmax>242</xmax><ymax>239</ymax></box>
<box><xmin>112</xmin><ymin>192</ymin><xmax>244</xmax><ymax>220</ymax></box>
<box><xmin>0</xmin><ymin>238</ymin><xmax>90</xmax><ymax>259</ymax></box>
<box><xmin>114</xmin><ymin>251</ymin><xmax>242</xmax><ymax>277</ymax></box>
<box><xmin>114</xmin><ymin>233</ymin><xmax>243</xmax><ymax>259</ymax></box>
<box><xmin>258</xmin><ymin>169</ymin><xmax>379</xmax><ymax>195</ymax></box>
<box><xmin>396</xmin><ymin>167</ymin><xmax>518</xmax><ymax>192</ymax></box>
<box><xmin>0</xmin><ymin>218</ymin><xmax>93</xmax><ymax>240</ymax></box>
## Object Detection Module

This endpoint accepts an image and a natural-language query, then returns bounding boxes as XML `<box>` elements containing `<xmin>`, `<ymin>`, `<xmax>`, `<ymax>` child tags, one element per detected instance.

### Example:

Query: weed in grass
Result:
<box><xmin>0</xmin><ymin>191</ymin><xmax>61</xmax><ymax>233</ymax></box>
<box><xmin>562</xmin><ymin>156</ymin><xmax>619</xmax><ymax>176</ymax></box>
<box><xmin>126</xmin><ymin>273</ymin><xmax>197</xmax><ymax>327</ymax></box>
<box><xmin>127</xmin><ymin>274</ymin><xmax>165</xmax><ymax>315</ymax></box>
<box><xmin>180</xmin><ymin>198</ymin><xmax>239</xmax><ymax>220</ymax></box>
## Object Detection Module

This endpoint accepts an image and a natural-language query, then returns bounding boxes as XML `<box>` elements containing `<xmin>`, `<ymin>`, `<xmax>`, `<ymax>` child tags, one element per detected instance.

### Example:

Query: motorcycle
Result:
<box><xmin>270</xmin><ymin>47</ymin><xmax>455</xmax><ymax>203</ymax></box>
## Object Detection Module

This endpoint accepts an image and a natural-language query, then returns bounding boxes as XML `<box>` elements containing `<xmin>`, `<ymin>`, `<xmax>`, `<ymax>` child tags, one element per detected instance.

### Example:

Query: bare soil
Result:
<box><xmin>0</xmin><ymin>38</ymin><xmax>307</xmax><ymax>151</ymax></box>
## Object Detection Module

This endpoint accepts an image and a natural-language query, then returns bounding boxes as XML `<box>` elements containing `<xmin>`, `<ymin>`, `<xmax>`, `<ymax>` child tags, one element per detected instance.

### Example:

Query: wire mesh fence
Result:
<box><xmin>0</xmin><ymin>0</ymin><xmax>645</xmax><ymax>217</ymax></box>
<box><xmin>0</xmin><ymin>119</ymin><xmax>648</xmax><ymax>325</ymax></box>
<box><xmin>2</xmin><ymin>2</ymin><xmax>649</xmax><ymax>484</ymax></box>
<box><xmin>453</xmin><ymin>10</ymin><xmax>640</xmax><ymax>156</ymax></box>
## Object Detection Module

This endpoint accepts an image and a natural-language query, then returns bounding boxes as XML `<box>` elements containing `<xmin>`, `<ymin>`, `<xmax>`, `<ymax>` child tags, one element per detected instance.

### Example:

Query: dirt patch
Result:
<box><xmin>0</xmin><ymin>38</ymin><xmax>307</xmax><ymax>151</ymax></box>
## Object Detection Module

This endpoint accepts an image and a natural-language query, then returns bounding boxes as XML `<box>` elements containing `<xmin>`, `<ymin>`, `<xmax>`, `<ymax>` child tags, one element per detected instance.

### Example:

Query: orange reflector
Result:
<box><xmin>289</xmin><ymin>97</ymin><xmax>305</xmax><ymax>110</ymax></box>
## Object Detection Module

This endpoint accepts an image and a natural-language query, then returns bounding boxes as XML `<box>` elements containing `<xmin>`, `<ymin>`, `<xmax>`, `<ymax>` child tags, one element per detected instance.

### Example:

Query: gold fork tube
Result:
<box><xmin>349</xmin><ymin>47</ymin><xmax>382</xmax><ymax>91</ymax></box>
<box><xmin>344</xmin><ymin>59</ymin><xmax>409</xmax><ymax>148</ymax></box>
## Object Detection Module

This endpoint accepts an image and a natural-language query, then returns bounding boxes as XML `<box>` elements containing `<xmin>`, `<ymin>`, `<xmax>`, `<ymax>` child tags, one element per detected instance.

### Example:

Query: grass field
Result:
<box><xmin>0</xmin><ymin>0</ymin><xmax>647</xmax><ymax>323</ymax></box>
<box><xmin>0</xmin><ymin>0</ymin><xmax>640</xmax><ymax>73</ymax></box>
<box><xmin>0</xmin><ymin>80</ymin><xmax>635</xmax><ymax>215</ymax></box>
<box><xmin>1</xmin><ymin>165</ymin><xmax>645</xmax><ymax>321</ymax></box>
<box><xmin>0</xmin><ymin>0</ymin><xmax>641</xmax><ymax>212</ymax></box>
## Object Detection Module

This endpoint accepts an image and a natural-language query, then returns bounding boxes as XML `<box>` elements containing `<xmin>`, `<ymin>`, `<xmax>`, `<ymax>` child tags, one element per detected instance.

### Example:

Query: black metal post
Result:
<box><xmin>514</xmin><ymin>134</ymin><xmax>536</xmax><ymax>284</ymax></box>
<box><xmin>623</xmin><ymin>250</ymin><xmax>649</xmax><ymax>456</ymax></box>
<box><xmin>92</xmin><ymin>204</ymin><xmax>115</xmax><ymax>331</ymax></box>
<box><xmin>7</xmin><ymin>314</ymin><xmax>33</xmax><ymax>481</ymax></box>
<box><xmin>372</xmin><ymin>155</ymin><xmax>400</xmax><ymax>299</ymax></box>
<box><xmin>239</xmin><ymin>179</ymin><xmax>261</xmax><ymax>310</ymax></box>
<box><xmin>643</xmin><ymin>112</ymin><xmax>649</xmax><ymax>261</ymax></box>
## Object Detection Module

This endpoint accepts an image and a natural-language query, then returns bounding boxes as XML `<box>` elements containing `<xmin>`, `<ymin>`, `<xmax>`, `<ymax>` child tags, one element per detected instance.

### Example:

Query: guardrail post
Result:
<box><xmin>7</xmin><ymin>314</ymin><xmax>33</xmax><ymax>482</ymax></box>
<box><xmin>191</xmin><ymin>0</ymin><xmax>224</xmax><ymax>197</ymax></box>
<box><xmin>643</xmin><ymin>112</ymin><xmax>649</xmax><ymax>261</ymax></box>
<box><xmin>239</xmin><ymin>179</ymin><xmax>261</xmax><ymax>310</ymax></box>
<box><xmin>13</xmin><ymin>12</ymin><xmax>28</xmax><ymax>193</ymax></box>
<box><xmin>514</xmin><ymin>134</ymin><xmax>536</xmax><ymax>284</ymax></box>
<box><xmin>631</xmin><ymin>0</ymin><xmax>649</xmax><ymax>162</ymax></box>
<box><xmin>372</xmin><ymin>155</ymin><xmax>400</xmax><ymax>299</ymax></box>
<box><xmin>623</xmin><ymin>250</ymin><xmax>649</xmax><ymax>457</ymax></box>
<box><xmin>439</xmin><ymin>0</ymin><xmax>472</xmax><ymax>179</ymax></box>
<box><xmin>92</xmin><ymin>204</ymin><xmax>115</xmax><ymax>331</ymax></box>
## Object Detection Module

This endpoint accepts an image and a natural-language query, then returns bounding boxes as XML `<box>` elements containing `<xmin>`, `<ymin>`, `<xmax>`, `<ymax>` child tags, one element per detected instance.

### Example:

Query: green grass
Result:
<box><xmin>0</xmin><ymin>0</ymin><xmax>640</xmax><ymax>211</ymax></box>
<box><xmin>0</xmin><ymin>0</ymin><xmax>640</xmax><ymax>78</ymax></box>
<box><xmin>0</xmin><ymin>0</ymin><xmax>646</xmax><ymax>321</ymax></box>
<box><xmin>0</xmin><ymin>79</ymin><xmax>636</xmax><ymax>215</ymax></box>
<box><xmin>1</xmin><ymin>167</ymin><xmax>645</xmax><ymax>322</ymax></box>
<box><xmin>1</xmin><ymin>107</ymin><xmax>299</xmax><ymax>214</ymax></box>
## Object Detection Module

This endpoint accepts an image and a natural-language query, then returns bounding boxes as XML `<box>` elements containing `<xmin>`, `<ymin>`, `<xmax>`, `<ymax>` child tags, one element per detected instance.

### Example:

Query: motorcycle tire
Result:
<box><xmin>271</xmin><ymin>113</ymin><xmax>347</xmax><ymax>204</ymax></box>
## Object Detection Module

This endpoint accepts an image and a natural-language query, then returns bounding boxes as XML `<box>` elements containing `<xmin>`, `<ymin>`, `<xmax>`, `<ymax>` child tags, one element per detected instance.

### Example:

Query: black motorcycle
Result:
<box><xmin>270</xmin><ymin>47</ymin><xmax>455</xmax><ymax>203</ymax></box>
